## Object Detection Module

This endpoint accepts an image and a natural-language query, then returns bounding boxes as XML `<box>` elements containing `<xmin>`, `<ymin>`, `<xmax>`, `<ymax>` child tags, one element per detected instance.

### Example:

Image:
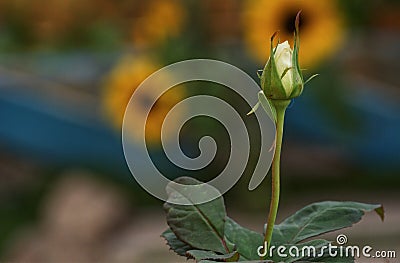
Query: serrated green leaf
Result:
<box><xmin>164</xmin><ymin>177</ymin><xmax>230</xmax><ymax>254</ymax></box>
<box><xmin>187</xmin><ymin>250</ymin><xmax>239</xmax><ymax>262</ymax></box>
<box><xmin>224</xmin><ymin>217</ymin><xmax>264</xmax><ymax>260</ymax></box>
<box><xmin>272</xmin><ymin>201</ymin><xmax>384</xmax><ymax>245</ymax></box>
<box><xmin>161</xmin><ymin>229</ymin><xmax>193</xmax><ymax>256</ymax></box>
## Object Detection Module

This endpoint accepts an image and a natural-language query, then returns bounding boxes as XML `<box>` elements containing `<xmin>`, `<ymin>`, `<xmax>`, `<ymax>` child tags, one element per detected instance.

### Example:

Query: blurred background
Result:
<box><xmin>0</xmin><ymin>0</ymin><xmax>399</xmax><ymax>262</ymax></box>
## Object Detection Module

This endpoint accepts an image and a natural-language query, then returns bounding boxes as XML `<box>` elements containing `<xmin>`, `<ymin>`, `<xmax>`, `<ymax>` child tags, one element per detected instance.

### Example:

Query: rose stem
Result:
<box><xmin>264</xmin><ymin>99</ymin><xmax>290</xmax><ymax>250</ymax></box>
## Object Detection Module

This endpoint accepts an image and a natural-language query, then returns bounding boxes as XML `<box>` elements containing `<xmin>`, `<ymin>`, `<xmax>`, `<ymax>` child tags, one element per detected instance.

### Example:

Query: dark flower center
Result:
<box><xmin>282</xmin><ymin>10</ymin><xmax>306</xmax><ymax>34</ymax></box>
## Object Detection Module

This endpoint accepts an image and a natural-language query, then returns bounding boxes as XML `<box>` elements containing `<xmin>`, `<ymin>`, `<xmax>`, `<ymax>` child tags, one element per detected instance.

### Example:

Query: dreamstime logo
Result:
<box><xmin>257</xmin><ymin>234</ymin><xmax>397</xmax><ymax>259</ymax></box>
<box><xmin>122</xmin><ymin>59</ymin><xmax>276</xmax><ymax>205</ymax></box>
<box><xmin>336</xmin><ymin>234</ymin><xmax>348</xmax><ymax>245</ymax></box>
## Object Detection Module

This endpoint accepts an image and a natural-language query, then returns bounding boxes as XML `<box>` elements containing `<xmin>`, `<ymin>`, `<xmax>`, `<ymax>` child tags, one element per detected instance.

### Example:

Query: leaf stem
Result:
<box><xmin>264</xmin><ymin>99</ymin><xmax>290</xmax><ymax>249</ymax></box>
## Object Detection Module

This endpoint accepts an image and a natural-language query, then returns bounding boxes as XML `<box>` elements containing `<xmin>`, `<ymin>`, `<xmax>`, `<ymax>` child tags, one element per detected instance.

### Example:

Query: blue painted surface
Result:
<box><xmin>0</xmin><ymin>88</ymin><xmax>126</xmax><ymax>171</ymax></box>
<box><xmin>285</xmin><ymin>88</ymin><xmax>400</xmax><ymax>171</ymax></box>
<box><xmin>1</xmin><ymin>86</ymin><xmax>398</xmax><ymax>173</ymax></box>
<box><xmin>0</xmin><ymin>52</ymin><xmax>399</xmax><ymax>173</ymax></box>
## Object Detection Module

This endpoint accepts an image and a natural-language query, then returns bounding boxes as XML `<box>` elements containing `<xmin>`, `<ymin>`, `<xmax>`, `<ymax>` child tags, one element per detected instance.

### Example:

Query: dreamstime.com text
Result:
<box><xmin>257</xmin><ymin>234</ymin><xmax>396</xmax><ymax>259</ymax></box>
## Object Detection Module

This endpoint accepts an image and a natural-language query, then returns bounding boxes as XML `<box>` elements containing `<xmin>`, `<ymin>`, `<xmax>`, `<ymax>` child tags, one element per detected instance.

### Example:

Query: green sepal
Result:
<box><xmin>304</xmin><ymin>74</ymin><xmax>320</xmax><ymax>85</ymax></box>
<box><xmin>281</xmin><ymin>67</ymin><xmax>294</xmax><ymax>80</ymax></box>
<box><xmin>289</xmin><ymin>11</ymin><xmax>304</xmax><ymax>99</ymax></box>
<box><xmin>247</xmin><ymin>101</ymin><xmax>260</xmax><ymax>116</ymax></box>
<box><xmin>258</xmin><ymin>91</ymin><xmax>277</xmax><ymax>123</ymax></box>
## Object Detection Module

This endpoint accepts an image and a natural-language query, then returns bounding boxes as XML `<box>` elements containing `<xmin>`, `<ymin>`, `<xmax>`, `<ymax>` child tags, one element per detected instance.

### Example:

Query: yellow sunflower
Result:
<box><xmin>131</xmin><ymin>0</ymin><xmax>185</xmax><ymax>47</ymax></box>
<box><xmin>102</xmin><ymin>56</ymin><xmax>186</xmax><ymax>145</ymax></box>
<box><xmin>242</xmin><ymin>0</ymin><xmax>345</xmax><ymax>68</ymax></box>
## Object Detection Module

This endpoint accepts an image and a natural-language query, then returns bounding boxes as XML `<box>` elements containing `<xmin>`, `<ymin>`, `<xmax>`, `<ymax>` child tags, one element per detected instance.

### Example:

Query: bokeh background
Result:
<box><xmin>0</xmin><ymin>0</ymin><xmax>399</xmax><ymax>262</ymax></box>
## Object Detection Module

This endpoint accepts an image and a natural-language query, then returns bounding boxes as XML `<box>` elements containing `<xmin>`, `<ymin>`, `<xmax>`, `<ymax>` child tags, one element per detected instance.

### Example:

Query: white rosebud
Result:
<box><xmin>260</xmin><ymin>13</ymin><xmax>308</xmax><ymax>100</ymax></box>
<box><xmin>274</xmin><ymin>41</ymin><xmax>293</xmax><ymax>95</ymax></box>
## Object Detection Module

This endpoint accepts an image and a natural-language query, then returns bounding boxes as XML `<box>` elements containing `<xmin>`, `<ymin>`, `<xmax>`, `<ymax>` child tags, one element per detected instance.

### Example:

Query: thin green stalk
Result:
<box><xmin>264</xmin><ymin>99</ymin><xmax>290</xmax><ymax>249</ymax></box>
